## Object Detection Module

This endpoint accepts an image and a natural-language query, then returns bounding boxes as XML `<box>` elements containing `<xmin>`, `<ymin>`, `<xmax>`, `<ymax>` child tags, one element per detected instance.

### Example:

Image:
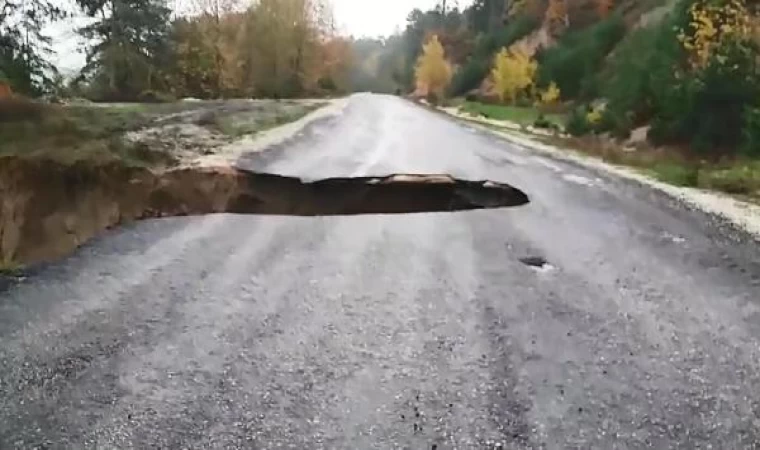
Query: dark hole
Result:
<box><xmin>2</xmin><ymin>156</ymin><xmax>533</xmax><ymax>266</ymax></box>
<box><xmin>224</xmin><ymin>172</ymin><xmax>530</xmax><ymax>216</ymax></box>
<box><xmin>519</xmin><ymin>256</ymin><xmax>548</xmax><ymax>268</ymax></box>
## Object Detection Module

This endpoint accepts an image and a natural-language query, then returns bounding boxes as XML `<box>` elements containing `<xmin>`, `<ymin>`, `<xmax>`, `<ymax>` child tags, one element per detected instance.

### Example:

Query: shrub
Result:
<box><xmin>699</xmin><ymin>165</ymin><xmax>760</xmax><ymax>195</ymax></box>
<box><xmin>426</xmin><ymin>91</ymin><xmax>441</xmax><ymax>106</ymax></box>
<box><xmin>598</xmin><ymin>109</ymin><xmax>633</xmax><ymax>140</ymax></box>
<box><xmin>533</xmin><ymin>114</ymin><xmax>561</xmax><ymax>132</ymax></box>
<box><xmin>138</xmin><ymin>90</ymin><xmax>176</xmax><ymax>103</ymax></box>
<box><xmin>648</xmin><ymin>41</ymin><xmax>760</xmax><ymax>153</ymax></box>
<box><xmin>652</xmin><ymin>163</ymin><xmax>700</xmax><ymax>187</ymax></box>
<box><xmin>566</xmin><ymin>107</ymin><xmax>592</xmax><ymax>136</ymax></box>
<box><xmin>742</xmin><ymin>107</ymin><xmax>760</xmax><ymax>157</ymax></box>
<box><xmin>586</xmin><ymin>106</ymin><xmax>603</xmax><ymax>127</ymax></box>
<box><xmin>450</xmin><ymin>57</ymin><xmax>490</xmax><ymax>96</ymax></box>
<box><xmin>0</xmin><ymin>97</ymin><xmax>47</xmax><ymax>122</ymax></box>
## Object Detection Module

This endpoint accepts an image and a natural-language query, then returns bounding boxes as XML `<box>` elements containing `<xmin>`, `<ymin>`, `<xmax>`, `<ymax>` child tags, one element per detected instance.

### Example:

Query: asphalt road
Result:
<box><xmin>2</xmin><ymin>94</ymin><xmax>760</xmax><ymax>449</ymax></box>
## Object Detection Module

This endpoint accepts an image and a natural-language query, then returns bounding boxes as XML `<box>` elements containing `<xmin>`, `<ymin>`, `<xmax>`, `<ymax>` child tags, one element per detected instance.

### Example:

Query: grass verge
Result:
<box><xmin>213</xmin><ymin>102</ymin><xmax>323</xmax><ymax>137</ymax></box>
<box><xmin>0</xmin><ymin>98</ymin><xmax>325</xmax><ymax>167</ymax></box>
<box><xmin>540</xmin><ymin>134</ymin><xmax>760</xmax><ymax>201</ymax></box>
<box><xmin>0</xmin><ymin>99</ymin><xmax>182</xmax><ymax>167</ymax></box>
<box><xmin>459</xmin><ymin>101</ymin><xmax>566</xmax><ymax>128</ymax></box>
<box><xmin>0</xmin><ymin>261</ymin><xmax>23</xmax><ymax>276</ymax></box>
<box><xmin>460</xmin><ymin>115</ymin><xmax>760</xmax><ymax>202</ymax></box>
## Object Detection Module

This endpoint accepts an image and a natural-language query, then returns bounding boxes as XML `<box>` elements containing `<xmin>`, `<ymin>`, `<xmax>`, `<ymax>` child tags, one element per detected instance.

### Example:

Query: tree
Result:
<box><xmin>596</xmin><ymin>0</ymin><xmax>613</xmax><ymax>19</ymax></box>
<box><xmin>237</xmin><ymin>0</ymin><xmax>334</xmax><ymax>97</ymax></box>
<box><xmin>166</xmin><ymin>17</ymin><xmax>218</xmax><ymax>98</ymax></box>
<box><xmin>544</xmin><ymin>0</ymin><xmax>569</xmax><ymax>37</ymax></box>
<box><xmin>414</xmin><ymin>34</ymin><xmax>452</xmax><ymax>102</ymax></box>
<box><xmin>317</xmin><ymin>37</ymin><xmax>353</xmax><ymax>93</ymax></box>
<box><xmin>0</xmin><ymin>0</ymin><xmax>65</xmax><ymax>95</ymax></box>
<box><xmin>490</xmin><ymin>46</ymin><xmax>537</xmax><ymax>103</ymax></box>
<box><xmin>77</xmin><ymin>0</ymin><xmax>171</xmax><ymax>100</ymax></box>
<box><xmin>677</xmin><ymin>0</ymin><xmax>752</xmax><ymax>70</ymax></box>
<box><xmin>540</xmin><ymin>81</ymin><xmax>561</xmax><ymax>104</ymax></box>
<box><xmin>190</xmin><ymin>0</ymin><xmax>241</xmax><ymax>97</ymax></box>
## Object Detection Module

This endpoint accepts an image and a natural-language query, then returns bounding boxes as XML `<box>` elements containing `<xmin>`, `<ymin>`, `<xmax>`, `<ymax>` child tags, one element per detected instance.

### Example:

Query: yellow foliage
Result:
<box><xmin>490</xmin><ymin>46</ymin><xmax>537</xmax><ymax>104</ymax></box>
<box><xmin>414</xmin><ymin>35</ymin><xmax>453</xmax><ymax>99</ymax></box>
<box><xmin>540</xmin><ymin>81</ymin><xmax>561</xmax><ymax>105</ymax></box>
<box><xmin>678</xmin><ymin>0</ymin><xmax>752</xmax><ymax>69</ymax></box>
<box><xmin>586</xmin><ymin>106</ymin><xmax>603</xmax><ymax>125</ymax></box>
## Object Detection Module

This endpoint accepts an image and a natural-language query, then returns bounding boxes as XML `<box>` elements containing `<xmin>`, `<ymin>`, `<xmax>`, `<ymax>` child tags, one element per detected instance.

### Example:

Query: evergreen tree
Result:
<box><xmin>0</xmin><ymin>0</ymin><xmax>65</xmax><ymax>95</ymax></box>
<box><xmin>77</xmin><ymin>0</ymin><xmax>171</xmax><ymax>99</ymax></box>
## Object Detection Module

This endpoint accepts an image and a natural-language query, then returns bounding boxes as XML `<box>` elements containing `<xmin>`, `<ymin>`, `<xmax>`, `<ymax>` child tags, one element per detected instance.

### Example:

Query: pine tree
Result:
<box><xmin>77</xmin><ymin>0</ymin><xmax>171</xmax><ymax>99</ymax></box>
<box><xmin>0</xmin><ymin>0</ymin><xmax>65</xmax><ymax>95</ymax></box>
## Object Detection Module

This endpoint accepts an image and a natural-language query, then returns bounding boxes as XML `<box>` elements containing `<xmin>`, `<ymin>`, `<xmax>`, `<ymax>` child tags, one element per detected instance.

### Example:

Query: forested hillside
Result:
<box><xmin>353</xmin><ymin>0</ymin><xmax>760</xmax><ymax>161</ymax></box>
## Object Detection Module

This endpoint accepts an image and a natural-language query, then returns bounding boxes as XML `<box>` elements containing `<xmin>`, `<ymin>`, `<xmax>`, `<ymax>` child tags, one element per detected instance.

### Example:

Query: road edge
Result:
<box><xmin>439</xmin><ymin>107</ymin><xmax>760</xmax><ymax>240</ymax></box>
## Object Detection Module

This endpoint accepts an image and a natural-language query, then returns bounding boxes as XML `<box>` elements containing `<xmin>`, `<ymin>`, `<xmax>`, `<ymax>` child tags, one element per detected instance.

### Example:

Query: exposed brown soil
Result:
<box><xmin>0</xmin><ymin>157</ymin><xmax>529</xmax><ymax>266</ymax></box>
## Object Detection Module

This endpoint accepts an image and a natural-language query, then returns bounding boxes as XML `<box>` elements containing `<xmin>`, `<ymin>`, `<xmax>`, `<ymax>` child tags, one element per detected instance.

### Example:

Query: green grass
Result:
<box><xmin>0</xmin><ymin>103</ymin><xmax>176</xmax><ymax>166</ymax></box>
<box><xmin>534</xmin><ymin>133</ymin><xmax>760</xmax><ymax>201</ymax></box>
<box><xmin>214</xmin><ymin>103</ymin><xmax>323</xmax><ymax>137</ymax></box>
<box><xmin>648</xmin><ymin>163</ymin><xmax>700</xmax><ymax>187</ymax></box>
<box><xmin>696</xmin><ymin>162</ymin><xmax>760</xmax><ymax>196</ymax></box>
<box><xmin>0</xmin><ymin>99</ymin><xmax>323</xmax><ymax>166</ymax></box>
<box><xmin>648</xmin><ymin>162</ymin><xmax>760</xmax><ymax>198</ymax></box>
<box><xmin>0</xmin><ymin>260</ymin><xmax>23</xmax><ymax>276</ymax></box>
<box><xmin>460</xmin><ymin>102</ymin><xmax>566</xmax><ymax>128</ymax></box>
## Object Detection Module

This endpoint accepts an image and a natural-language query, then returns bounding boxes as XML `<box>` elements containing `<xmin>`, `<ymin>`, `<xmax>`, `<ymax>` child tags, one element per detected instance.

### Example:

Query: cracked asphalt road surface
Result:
<box><xmin>2</xmin><ymin>94</ymin><xmax>760</xmax><ymax>449</ymax></box>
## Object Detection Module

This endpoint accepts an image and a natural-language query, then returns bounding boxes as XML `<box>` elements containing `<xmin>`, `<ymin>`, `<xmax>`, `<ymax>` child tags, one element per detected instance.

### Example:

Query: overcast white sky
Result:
<box><xmin>332</xmin><ymin>0</ymin><xmax>471</xmax><ymax>37</ymax></box>
<box><xmin>50</xmin><ymin>0</ymin><xmax>473</xmax><ymax>73</ymax></box>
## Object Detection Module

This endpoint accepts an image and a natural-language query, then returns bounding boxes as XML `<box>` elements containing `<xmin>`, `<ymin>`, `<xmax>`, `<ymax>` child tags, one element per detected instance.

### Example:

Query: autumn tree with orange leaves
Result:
<box><xmin>596</xmin><ymin>0</ymin><xmax>613</xmax><ymax>18</ymax></box>
<box><xmin>544</xmin><ymin>0</ymin><xmax>569</xmax><ymax>37</ymax></box>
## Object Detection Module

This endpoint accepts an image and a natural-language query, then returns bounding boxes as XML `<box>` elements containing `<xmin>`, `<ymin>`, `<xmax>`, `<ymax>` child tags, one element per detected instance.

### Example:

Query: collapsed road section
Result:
<box><xmin>0</xmin><ymin>156</ymin><xmax>529</xmax><ymax>265</ymax></box>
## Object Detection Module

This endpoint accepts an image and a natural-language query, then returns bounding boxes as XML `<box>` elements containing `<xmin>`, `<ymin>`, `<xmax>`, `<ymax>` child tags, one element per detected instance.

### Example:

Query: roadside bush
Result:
<box><xmin>566</xmin><ymin>107</ymin><xmax>592</xmax><ymax>136</ymax></box>
<box><xmin>699</xmin><ymin>164</ymin><xmax>760</xmax><ymax>195</ymax></box>
<box><xmin>598</xmin><ymin>109</ymin><xmax>633</xmax><ymax>140</ymax></box>
<box><xmin>652</xmin><ymin>163</ymin><xmax>700</xmax><ymax>187</ymax></box>
<box><xmin>533</xmin><ymin>114</ymin><xmax>552</xmax><ymax>129</ymax></box>
<box><xmin>426</xmin><ymin>92</ymin><xmax>441</xmax><ymax>106</ymax></box>
<box><xmin>649</xmin><ymin>42</ymin><xmax>760</xmax><ymax>153</ymax></box>
<box><xmin>138</xmin><ymin>90</ymin><xmax>176</xmax><ymax>103</ymax></box>
<box><xmin>450</xmin><ymin>57</ymin><xmax>490</xmax><ymax>97</ymax></box>
<box><xmin>742</xmin><ymin>108</ymin><xmax>760</xmax><ymax>157</ymax></box>
<box><xmin>0</xmin><ymin>97</ymin><xmax>47</xmax><ymax>122</ymax></box>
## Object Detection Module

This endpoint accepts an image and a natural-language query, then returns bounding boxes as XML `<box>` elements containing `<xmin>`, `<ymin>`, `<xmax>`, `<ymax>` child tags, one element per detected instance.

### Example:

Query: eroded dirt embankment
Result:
<box><xmin>0</xmin><ymin>157</ymin><xmax>529</xmax><ymax>266</ymax></box>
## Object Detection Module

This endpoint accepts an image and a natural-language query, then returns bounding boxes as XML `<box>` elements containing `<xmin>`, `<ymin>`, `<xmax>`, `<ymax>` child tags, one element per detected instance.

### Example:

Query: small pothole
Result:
<box><xmin>520</xmin><ymin>256</ymin><xmax>548</xmax><ymax>268</ymax></box>
<box><xmin>520</xmin><ymin>256</ymin><xmax>555</xmax><ymax>272</ymax></box>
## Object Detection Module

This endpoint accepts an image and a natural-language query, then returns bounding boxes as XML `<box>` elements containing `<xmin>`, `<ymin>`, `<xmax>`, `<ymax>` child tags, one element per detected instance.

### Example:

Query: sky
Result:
<box><xmin>50</xmin><ymin>0</ymin><xmax>473</xmax><ymax>73</ymax></box>
<box><xmin>332</xmin><ymin>0</ymin><xmax>472</xmax><ymax>37</ymax></box>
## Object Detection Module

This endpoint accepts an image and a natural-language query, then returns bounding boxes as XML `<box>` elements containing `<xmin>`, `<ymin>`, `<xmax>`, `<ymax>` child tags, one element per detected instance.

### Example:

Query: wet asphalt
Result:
<box><xmin>2</xmin><ymin>94</ymin><xmax>760</xmax><ymax>449</ymax></box>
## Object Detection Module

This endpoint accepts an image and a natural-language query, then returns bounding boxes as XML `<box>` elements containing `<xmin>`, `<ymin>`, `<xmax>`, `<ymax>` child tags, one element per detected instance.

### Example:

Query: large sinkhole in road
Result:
<box><xmin>1</xmin><ymin>158</ymin><xmax>531</xmax><ymax>264</ymax></box>
<box><xmin>220</xmin><ymin>172</ymin><xmax>531</xmax><ymax>216</ymax></box>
